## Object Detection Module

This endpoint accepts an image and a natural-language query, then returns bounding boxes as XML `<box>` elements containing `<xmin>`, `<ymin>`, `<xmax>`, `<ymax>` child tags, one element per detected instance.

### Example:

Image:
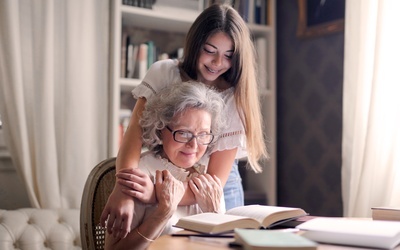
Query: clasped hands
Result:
<box><xmin>100</xmin><ymin>168</ymin><xmax>223</xmax><ymax>239</ymax></box>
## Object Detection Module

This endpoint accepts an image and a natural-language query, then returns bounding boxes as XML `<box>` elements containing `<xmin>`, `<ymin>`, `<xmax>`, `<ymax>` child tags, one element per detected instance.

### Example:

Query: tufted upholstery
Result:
<box><xmin>0</xmin><ymin>208</ymin><xmax>81</xmax><ymax>250</ymax></box>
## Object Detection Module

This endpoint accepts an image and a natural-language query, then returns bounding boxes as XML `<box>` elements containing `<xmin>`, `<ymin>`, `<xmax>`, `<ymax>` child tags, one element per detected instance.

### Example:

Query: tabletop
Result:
<box><xmin>148</xmin><ymin>232</ymin><xmax>400</xmax><ymax>250</ymax></box>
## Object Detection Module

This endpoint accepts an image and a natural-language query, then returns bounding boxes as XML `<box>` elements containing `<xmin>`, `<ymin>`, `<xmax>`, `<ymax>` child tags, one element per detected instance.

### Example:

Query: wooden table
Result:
<box><xmin>148</xmin><ymin>232</ymin><xmax>400</xmax><ymax>250</ymax></box>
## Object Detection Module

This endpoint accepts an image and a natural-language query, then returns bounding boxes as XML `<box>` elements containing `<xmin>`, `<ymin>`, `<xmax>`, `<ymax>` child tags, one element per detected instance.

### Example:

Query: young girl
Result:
<box><xmin>101</xmin><ymin>4</ymin><xmax>268</xmax><ymax>239</ymax></box>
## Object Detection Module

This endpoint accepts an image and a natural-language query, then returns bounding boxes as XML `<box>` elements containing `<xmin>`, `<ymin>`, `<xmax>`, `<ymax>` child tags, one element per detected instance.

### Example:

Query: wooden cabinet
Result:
<box><xmin>109</xmin><ymin>0</ymin><xmax>276</xmax><ymax>205</ymax></box>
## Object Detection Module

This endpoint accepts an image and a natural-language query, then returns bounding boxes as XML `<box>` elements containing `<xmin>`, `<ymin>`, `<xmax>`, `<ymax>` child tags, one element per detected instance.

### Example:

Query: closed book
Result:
<box><xmin>234</xmin><ymin>228</ymin><xmax>317</xmax><ymax>250</ymax></box>
<box><xmin>137</xmin><ymin>43</ymin><xmax>148</xmax><ymax>79</ymax></box>
<box><xmin>372</xmin><ymin>207</ymin><xmax>400</xmax><ymax>221</ymax></box>
<box><xmin>126</xmin><ymin>42</ymin><xmax>138</xmax><ymax>78</ymax></box>
<box><xmin>174</xmin><ymin>205</ymin><xmax>308</xmax><ymax>234</ymax></box>
<box><xmin>296</xmin><ymin>217</ymin><xmax>400</xmax><ymax>249</ymax></box>
<box><xmin>120</xmin><ymin>30</ymin><xmax>128</xmax><ymax>78</ymax></box>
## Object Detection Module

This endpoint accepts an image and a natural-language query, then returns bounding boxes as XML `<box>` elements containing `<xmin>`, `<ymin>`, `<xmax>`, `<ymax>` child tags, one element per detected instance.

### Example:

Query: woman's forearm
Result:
<box><xmin>105</xmin><ymin>205</ymin><xmax>174</xmax><ymax>250</ymax></box>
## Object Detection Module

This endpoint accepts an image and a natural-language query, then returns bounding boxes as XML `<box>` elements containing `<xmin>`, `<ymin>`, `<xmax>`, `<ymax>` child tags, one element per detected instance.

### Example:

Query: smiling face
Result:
<box><xmin>197</xmin><ymin>31</ymin><xmax>234</xmax><ymax>85</ymax></box>
<box><xmin>160</xmin><ymin>108</ymin><xmax>212</xmax><ymax>169</ymax></box>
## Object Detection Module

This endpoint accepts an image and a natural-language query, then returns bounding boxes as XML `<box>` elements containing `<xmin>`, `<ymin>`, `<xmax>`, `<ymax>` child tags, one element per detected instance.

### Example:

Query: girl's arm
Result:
<box><xmin>116</xmin><ymin>97</ymin><xmax>146</xmax><ymax>172</ymax></box>
<box><xmin>100</xmin><ymin>97</ymin><xmax>147</xmax><ymax>239</ymax></box>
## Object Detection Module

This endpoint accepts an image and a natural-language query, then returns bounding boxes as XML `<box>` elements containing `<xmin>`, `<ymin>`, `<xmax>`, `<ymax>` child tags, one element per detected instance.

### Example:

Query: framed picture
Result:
<box><xmin>297</xmin><ymin>0</ymin><xmax>345</xmax><ymax>38</ymax></box>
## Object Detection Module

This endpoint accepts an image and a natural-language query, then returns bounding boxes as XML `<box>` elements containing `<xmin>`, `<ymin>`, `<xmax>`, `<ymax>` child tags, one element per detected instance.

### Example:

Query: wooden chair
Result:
<box><xmin>80</xmin><ymin>157</ymin><xmax>116</xmax><ymax>250</ymax></box>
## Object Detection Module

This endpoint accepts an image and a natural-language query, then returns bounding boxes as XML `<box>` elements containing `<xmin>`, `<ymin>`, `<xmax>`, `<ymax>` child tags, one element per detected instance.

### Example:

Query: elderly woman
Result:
<box><xmin>105</xmin><ymin>81</ymin><xmax>226</xmax><ymax>250</ymax></box>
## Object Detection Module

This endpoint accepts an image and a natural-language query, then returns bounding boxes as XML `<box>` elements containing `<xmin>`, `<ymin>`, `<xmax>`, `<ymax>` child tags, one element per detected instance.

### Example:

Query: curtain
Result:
<box><xmin>0</xmin><ymin>0</ymin><xmax>109</xmax><ymax>209</ymax></box>
<box><xmin>342</xmin><ymin>0</ymin><xmax>400</xmax><ymax>217</ymax></box>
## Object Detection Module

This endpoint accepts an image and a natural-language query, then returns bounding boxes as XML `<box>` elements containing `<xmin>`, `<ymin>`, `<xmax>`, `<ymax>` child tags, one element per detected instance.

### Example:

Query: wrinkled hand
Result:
<box><xmin>116</xmin><ymin>168</ymin><xmax>156</xmax><ymax>203</ymax></box>
<box><xmin>189</xmin><ymin>174</ymin><xmax>222</xmax><ymax>213</ymax></box>
<box><xmin>100</xmin><ymin>183</ymin><xmax>134</xmax><ymax>239</ymax></box>
<box><xmin>155</xmin><ymin>170</ymin><xmax>185</xmax><ymax>214</ymax></box>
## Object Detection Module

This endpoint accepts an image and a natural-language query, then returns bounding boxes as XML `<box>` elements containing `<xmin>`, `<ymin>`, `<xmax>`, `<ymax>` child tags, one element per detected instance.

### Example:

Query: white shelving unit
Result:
<box><xmin>109</xmin><ymin>0</ymin><xmax>276</xmax><ymax>205</ymax></box>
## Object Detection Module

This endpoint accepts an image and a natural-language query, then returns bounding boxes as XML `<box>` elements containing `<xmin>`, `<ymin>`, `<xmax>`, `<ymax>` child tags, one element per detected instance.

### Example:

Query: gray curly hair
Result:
<box><xmin>140</xmin><ymin>81</ymin><xmax>226</xmax><ymax>153</ymax></box>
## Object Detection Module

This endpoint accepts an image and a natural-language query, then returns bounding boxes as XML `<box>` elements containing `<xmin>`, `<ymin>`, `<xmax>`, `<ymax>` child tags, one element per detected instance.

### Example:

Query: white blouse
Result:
<box><xmin>130</xmin><ymin>151</ymin><xmax>225</xmax><ymax>235</ymax></box>
<box><xmin>132</xmin><ymin>59</ymin><xmax>247</xmax><ymax>160</ymax></box>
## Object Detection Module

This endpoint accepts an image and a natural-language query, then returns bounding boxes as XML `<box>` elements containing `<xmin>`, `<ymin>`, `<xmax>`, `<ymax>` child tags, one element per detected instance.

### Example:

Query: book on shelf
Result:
<box><xmin>126</xmin><ymin>41</ymin><xmax>139</xmax><ymax>79</ymax></box>
<box><xmin>296</xmin><ymin>217</ymin><xmax>400</xmax><ymax>249</ymax></box>
<box><xmin>205</xmin><ymin>0</ymin><xmax>268</xmax><ymax>24</ymax></box>
<box><xmin>254</xmin><ymin>0</ymin><xmax>267</xmax><ymax>25</ymax></box>
<box><xmin>123</xmin><ymin>0</ymin><xmax>154</xmax><ymax>9</ymax></box>
<box><xmin>174</xmin><ymin>204</ymin><xmax>308</xmax><ymax>234</ymax></box>
<box><xmin>137</xmin><ymin>43</ymin><xmax>148</xmax><ymax>79</ymax></box>
<box><xmin>234</xmin><ymin>228</ymin><xmax>318</xmax><ymax>250</ymax></box>
<box><xmin>121</xmin><ymin>30</ymin><xmax>128</xmax><ymax>78</ymax></box>
<box><xmin>372</xmin><ymin>207</ymin><xmax>400</xmax><ymax>221</ymax></box>
<box><xmin>146</xmin><ymin>40</ymin><xmax>156</xmax><ymax>69</ymax></box>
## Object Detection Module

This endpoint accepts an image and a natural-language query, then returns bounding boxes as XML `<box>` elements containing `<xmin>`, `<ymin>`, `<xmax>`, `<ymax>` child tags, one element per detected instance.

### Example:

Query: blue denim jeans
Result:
<box><xmin>223</xmin><ymin>160</ymin><xmax>244</xmax><ymax>210</ymax></box>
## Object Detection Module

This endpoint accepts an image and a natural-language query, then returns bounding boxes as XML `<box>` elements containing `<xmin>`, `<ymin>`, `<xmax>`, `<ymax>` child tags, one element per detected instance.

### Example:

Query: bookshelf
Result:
<box><xmin>109</xmin><ymin>0</ymin><xmax>276</xmax><ymax>205</ymax></box>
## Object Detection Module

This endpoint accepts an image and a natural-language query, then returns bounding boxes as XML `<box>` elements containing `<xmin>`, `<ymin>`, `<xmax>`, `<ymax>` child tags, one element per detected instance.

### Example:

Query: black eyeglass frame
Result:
<box><xmin>165</xmin><ymin>126</ymin><xmax>215</xmax><ymax>145</ymax></box>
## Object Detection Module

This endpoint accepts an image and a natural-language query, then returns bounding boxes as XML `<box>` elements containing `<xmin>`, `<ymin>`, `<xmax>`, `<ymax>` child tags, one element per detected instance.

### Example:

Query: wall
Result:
<box><xmin>276</xmin><ymin>1</ymin><xmax>344</xmax><ymax>216</ymax></box>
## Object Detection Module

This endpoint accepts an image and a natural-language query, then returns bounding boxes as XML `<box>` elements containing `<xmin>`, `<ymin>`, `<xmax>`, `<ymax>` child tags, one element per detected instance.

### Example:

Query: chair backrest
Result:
<box><xmin>80</xmin><ymin>157</ymin><xmax>116</xmax><ymax>250</ymax></box>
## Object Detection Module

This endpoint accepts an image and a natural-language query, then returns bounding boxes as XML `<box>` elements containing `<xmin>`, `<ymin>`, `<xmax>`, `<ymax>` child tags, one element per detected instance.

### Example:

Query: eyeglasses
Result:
<box><xmin>166</xmin><ymin>126</ymin><xmax>215</xmax><ymax>145</ymax></box>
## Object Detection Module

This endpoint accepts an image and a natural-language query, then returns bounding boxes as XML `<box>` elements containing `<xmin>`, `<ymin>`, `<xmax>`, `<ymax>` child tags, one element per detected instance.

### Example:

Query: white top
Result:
<box><xmin>131</xmin><ymin>151</ymin><xmax>225</xmax><ymax>235</ymax></box>
<box><xmin>132</xmin><ymin>59</ymin><xmax>247</xmax><ymax>160</ymax></box>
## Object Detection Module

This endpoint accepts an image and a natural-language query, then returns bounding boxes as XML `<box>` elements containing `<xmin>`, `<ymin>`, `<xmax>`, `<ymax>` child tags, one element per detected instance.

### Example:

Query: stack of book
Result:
<box><xmin>122</xmin><ymin>0</ymin><xmax>155</xmax><ymax>9</ymax></box>
<box><xmin>121</xmin><ymin>32</ymin><xmax>183</xmax><ymax>79</ymax></box>
<box><xmin>372</xmin><ymin>207</ymin><xmax>400</xmax><ymax>221</ymax></box>
<box><xmin>205</xmin><ymin>0</ymin><xmax>269</xmax><ymax>25</ymax></box>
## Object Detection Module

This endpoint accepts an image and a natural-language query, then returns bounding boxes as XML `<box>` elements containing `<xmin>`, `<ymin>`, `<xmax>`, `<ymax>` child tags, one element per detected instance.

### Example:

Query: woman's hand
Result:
<box><xmin>189</xmin><ymin>174</ymin><xmax>223</xmax><ymax>213</ymax></box>
<box><xmin>155</xmin><ymin>170</ymin><xmax>185</xmax><ymax>216</ymax></box>
<box><xmin>116</xmin><ymin>168</ymin><xmax>156</xmax><ymax>204</ymax></box>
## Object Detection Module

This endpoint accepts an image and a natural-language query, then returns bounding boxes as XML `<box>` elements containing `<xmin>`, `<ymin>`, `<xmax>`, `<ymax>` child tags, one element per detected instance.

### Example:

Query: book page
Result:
<box><xmin>178</xmin><ymin>213</ymin><xmax>251</xmax><ymax>226</ymax></box>
<box><xmin>226</xmin><ymin>205</ymin><xmax>303</xmax><ymax>225</ymax></box>
<box><xmin>174</xmin><ymin>212</ymin><xmax>261</xmax><ymax>234</ymax></box>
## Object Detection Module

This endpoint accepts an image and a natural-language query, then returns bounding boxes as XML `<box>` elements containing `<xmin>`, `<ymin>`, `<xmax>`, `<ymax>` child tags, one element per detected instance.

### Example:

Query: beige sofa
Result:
<box><xmin>0</xmin><ymin>208</ymin><xmax>80</xmax><ymax>250</ymax></box>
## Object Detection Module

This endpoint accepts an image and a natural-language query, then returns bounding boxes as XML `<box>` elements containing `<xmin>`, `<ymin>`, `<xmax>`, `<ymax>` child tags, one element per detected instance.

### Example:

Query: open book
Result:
<box><xmin>174</xmin><ymin>205</ymin><xmax>308</xmax><ymax>234</ymax></box>
<box><xmin>296</xmin><ymin>217</ymin><xmax>400</xmax><ymax>249</ymax></box>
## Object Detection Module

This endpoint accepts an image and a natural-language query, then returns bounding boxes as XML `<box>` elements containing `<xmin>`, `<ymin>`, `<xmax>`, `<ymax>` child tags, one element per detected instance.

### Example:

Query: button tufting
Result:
<box><xmin>0</xmin><ymin>208</ymin><xmax>81</xmax><ymax>249</ymax></box>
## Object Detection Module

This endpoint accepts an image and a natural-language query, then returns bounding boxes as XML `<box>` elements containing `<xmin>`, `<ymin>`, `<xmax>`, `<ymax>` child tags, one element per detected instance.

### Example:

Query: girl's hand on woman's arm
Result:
<box><xmin>117</xmin><ymin>168</ymin><xmax>156</xmax><ymax>204</ymax></box>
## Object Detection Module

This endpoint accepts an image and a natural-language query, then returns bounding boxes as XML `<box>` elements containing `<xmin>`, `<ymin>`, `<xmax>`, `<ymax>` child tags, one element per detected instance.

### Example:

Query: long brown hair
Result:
<box><xmin>181</xmin><ymin>4</ymin><xmax>268</xmax><ymax>172</ymax></box>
